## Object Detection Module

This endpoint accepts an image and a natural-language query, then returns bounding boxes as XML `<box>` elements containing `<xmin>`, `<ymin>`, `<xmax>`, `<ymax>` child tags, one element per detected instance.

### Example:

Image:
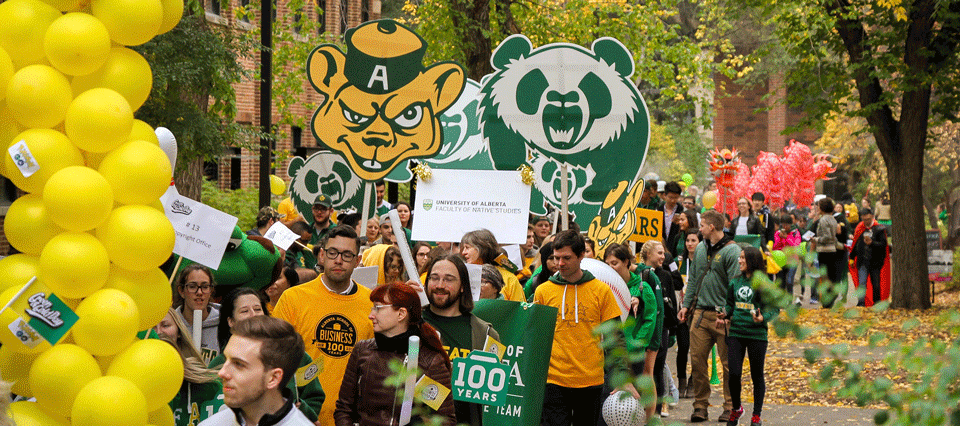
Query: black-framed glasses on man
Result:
<box><xmin>324</xmin><ymin>248</ymin><xmax>356</xmax><ymax>262</ymax></box>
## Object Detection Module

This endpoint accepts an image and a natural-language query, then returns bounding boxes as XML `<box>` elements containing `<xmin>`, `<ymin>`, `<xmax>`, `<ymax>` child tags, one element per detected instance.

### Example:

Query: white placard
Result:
<box><xmin>502</xmin><ymin>245</ymin><xmax>522</xmax><ymax>273</ymax></box>
<box><xmin>8</xmin><ymin>140</ymin><xmax>40</xmax><ymax>178</ymax></box>
<box><xmin>160</xmin><ymin>186</ymin><xmax>238</xmax><ymax>270</ymax></box>
<box><xmin>351</xmin><ymin>266</ymin><xmax>379</xmax><ymax>290</ymax></box>
<box><xmin>411</xmin><ymin>169</ymin><xmax>531</xmax><ymax>244</ymax></box>
<box><xmin>263</xmin><ymin>221</ymin><xmax>301</xmax><ymax>251</ymax></box>
<box><xmin>466</xmin><ymin>263</ymin><xmax>482</xmax><ymax>302</ymax></box>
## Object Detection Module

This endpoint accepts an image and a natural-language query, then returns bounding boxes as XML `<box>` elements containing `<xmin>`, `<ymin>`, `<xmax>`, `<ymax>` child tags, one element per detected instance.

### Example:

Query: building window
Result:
<box><xmin>206</xmin><ymin>0</ymin><xmax>221</xmax><ymax>15</ymax></box>
<box><xmin>361</xmin><ymin>0</ymin><xmax>369</xmax><ymax>22</ymax></box>
<box><xmin>229</xmin><ymin>148</ymin><xmax>242</xmax><ymax>190</ymax></box>
<box><xmin>293</xmin><ymin>8</ymin><xmax>303</xmax><ymax>34</ymax></box>
<box><xmin>317</xmin><ymin>0</ymin><xmax>326</xmax><ymax>34</ymax></box>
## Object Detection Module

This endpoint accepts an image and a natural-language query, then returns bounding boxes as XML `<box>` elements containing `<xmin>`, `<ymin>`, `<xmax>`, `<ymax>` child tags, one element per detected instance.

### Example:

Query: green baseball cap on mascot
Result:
<box><xmin>344</xmin><ymin>20</ymin><xmax>427</xmax><ymax>95</ymax></box>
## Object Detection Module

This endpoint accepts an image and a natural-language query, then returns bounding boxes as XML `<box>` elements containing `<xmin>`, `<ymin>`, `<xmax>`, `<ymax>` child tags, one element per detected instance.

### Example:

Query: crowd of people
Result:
<box><xmin>149</xmin><ymin>177</ymin><xmax>890</xmax><ymax>426</ymax></box>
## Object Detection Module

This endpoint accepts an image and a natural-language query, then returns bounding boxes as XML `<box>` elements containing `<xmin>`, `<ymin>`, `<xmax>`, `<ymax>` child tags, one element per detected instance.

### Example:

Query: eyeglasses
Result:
<box><xmin>324</xmin><ymin>248</ymin><xmax>356</xmax><ymax>262</ymax></box>
<box><xmin>312</xmin><ymin>205</ymin><xmax>330</xmax><ymax>212</ymax></box>
<box><xmin>184</xmin><ymin>283</ymin><xmax>212</xmax><ymax>293</ymax></box>
<box><xmin>371</xmin><ymin>304</ymin><xmax>394</xmax><ymax>314</ymax></box>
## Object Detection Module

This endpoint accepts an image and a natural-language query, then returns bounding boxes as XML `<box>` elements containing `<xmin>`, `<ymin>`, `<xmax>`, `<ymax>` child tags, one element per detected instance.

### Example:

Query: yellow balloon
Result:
<box><xmin>71</xmin><ymin>47</ymin><xmax>153</xmax><ymax>112</ymax></box>
<box><xmin>5</xmin><ymin>65</ymin><xmax>73</xmax><ymax>129</ymax></box>
<box><xmin>108</xmin><ymin>339</ymin><xmax>184</xmax><ymax>411</ymax></box>
<box><xmin>8</xmin><ymin>401</ymin><xmax>68</xmax><ymax>426</ymax></box>
<box><xmin>158</xmin><ymin>0</ymin><xmax>183</xmax><ymax>34</ymax></box>
<box><xmin>270</xmin><ymin>174</ymin><xmax>286</xmax><ymax>195</ymax></box>
<box><xmin>96</xmin><ymin>205</ymin><xmax>175</xmax><ymax>271</ymax></box>
<box><xmin>42</xmin><ymin>166</ymin><xmax>114</xmax><ymax>231</ymax></box>
<box><xmin>65</xmin><ymin>88</ymin><xmax>133</xmax><ymax>153</ymax></box>
<box><xmin>0</xmin><ymin>47</ymin><xmax>13</xmax><ymax>101</ymax></box>
<box><xmin>4</xmin><ymin>193</ymin><xmax>63</xmax><ymax>254</ymax></box>
<box><xmin>3</xmin><ymin>128</ymin><xmax>84</xmax><ymax>193</ymax></box>
<box><xmin>43</xmin><ymin>13</ymin><xmax>111</xmax><ymax>76</ymax></box>
<box><xmin>72</xmin><ymin>376</ymin><xmax>148</xmax><ymax>426</ymax></box>
<box><xmin>29</xmin><ymin>343</ymin><xmax>101</xmax><ymax>418</ymax></box>
<box><xmin>72</xmin><ymin>288</ymin><xmax>140</xmax><ymax>356</ymax></box>
<box><xmin>0</xmin><ymin>344</ymin><xmax>40</xmax><ymax>396</ymax></box>
<box><xmin>130</xmin><ymin>119</ymin><xmax>160</xmax><ymax>144</ymax></box>
<box><xmin>148</xmin><ymin>405</ymin><xmax>176</xmax><ymax>426</ymax></box>
<box><xmin>702</xmin><ymin>190</ymin><xmax>717</xmax><ymax>209</ymax></box>
<box><xmin>0</xmin><ymin>0</ymin><xmax>61</xmax><ymax>69</ymax></box>
<box><xmin>39</xmin><ymin>231</ymin><xmax>110</xmax><ymax>299</ymax></box>
<box><xmin>104</xmin><ymin>266</ymin><xmax>172</xmax><ymax>330</ymax></box>
<box><xmin>0</xmin><ymin>253</ymin><xmax>40</xmax><ymax>293</ymax></box>
<box><xmin>91</xmin><ymin>0</ymin><xmax>163</xmax><ymax>46</ymax></box>
<box><xmin>99</xmin><ymin>140</ymin><xmax>172</xmax><ymax>205</ymax></box>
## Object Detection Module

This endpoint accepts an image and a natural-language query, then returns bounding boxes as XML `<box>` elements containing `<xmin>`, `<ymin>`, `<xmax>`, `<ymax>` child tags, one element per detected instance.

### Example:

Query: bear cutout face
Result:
<box><xmin>430</xmin><ymin>79</ymin><xmax>491</xmax><ymax>169</ymax></box>
<box><xmin>287</xmin><ymin>152</ymin><xmax>364</xmax><ymax>224</ymax></box>
<box><xmin>307</xmin><ymin>20</ymin><xmax>465</xmax><ymax>182</ymax></box>
<box><xmin>479</xmin><ymin>35</ymin><xmax>650</xmax><ymax>230</ymax></box>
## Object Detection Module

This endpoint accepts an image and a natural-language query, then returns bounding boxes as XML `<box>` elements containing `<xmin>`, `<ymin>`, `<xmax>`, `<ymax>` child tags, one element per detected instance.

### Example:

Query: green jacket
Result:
<box><xmin>683</xmin><ymin>236</ymin><xmax>741</xmax><ymax>309</ymax></box>
<box><xmin>208</xmin><ymin>351</ymin><xmax>325</xmax><ymax>422</ymax></box>
<box><xmin>624</xmin><ymin>269</ymin><xmax>660</xmax><ymax>351</ymax></box>
<box><xmin>723</xmin><ymin>274</ymin><xmax>778</xmax><ymax>341</ymax></box>
<box><xmin>170</xmin><ymin>381</ymin><xmax>222</xmax><ymax>426</ymax></box>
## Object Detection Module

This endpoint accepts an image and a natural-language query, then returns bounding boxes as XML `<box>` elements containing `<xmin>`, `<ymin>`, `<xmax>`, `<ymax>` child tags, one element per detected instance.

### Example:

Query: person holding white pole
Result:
<box><xmin>335</xmin><ymin>282</ymin><xmax>455</xmax><ymax>426</ymax></box>
<box><xmin>174</xmin><ymin>264</ymin><xmax>221</xmax><ymax>364</ymax></box>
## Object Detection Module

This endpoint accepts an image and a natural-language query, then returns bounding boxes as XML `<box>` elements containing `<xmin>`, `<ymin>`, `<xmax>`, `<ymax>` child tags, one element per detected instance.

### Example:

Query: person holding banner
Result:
<box><xmin>534</xmin><ymin>230</ymin><xmax>623</xmax><ymax>426</ymax></box>
<box><xmin>274</xmin><ymin>225</ymin><xmax>375</xmax><ymax>426</ymax></box>
<box><xmin>422</xmin><ymin>254</ymin><xmax>501</xmax><ymax>425</ymax></box>
<box><xmin>336</xmin><ymin>282</ymin><xmax>456</xmax><ymax>426</ymax></box>
<box><xmin>173</xmin><ymin>264</ymin><xmax>221</xmax><ymax>364</ymax></box>
<box><xmin>209</xmin><ymin>288</ymin><xmax>326</xmax><ymax>423</ymax></box>
<box><xmin>460</xmin><ymin>229</ymin><xmax>525</xmax><ymax>302</ymax></box>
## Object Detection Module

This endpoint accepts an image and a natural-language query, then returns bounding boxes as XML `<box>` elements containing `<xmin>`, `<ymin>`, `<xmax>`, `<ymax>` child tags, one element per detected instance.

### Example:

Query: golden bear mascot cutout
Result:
<box><xmin>307</xmin><ymin>20</ymin><xmax>466</xmax><ymax>182</ymax></box>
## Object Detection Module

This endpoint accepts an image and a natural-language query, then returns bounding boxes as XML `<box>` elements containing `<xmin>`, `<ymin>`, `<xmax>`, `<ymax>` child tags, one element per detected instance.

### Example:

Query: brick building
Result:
<box><xmin>207</xmin><ymin>0</ymin><xmax>381</xmax><ymax>190</ymax></box>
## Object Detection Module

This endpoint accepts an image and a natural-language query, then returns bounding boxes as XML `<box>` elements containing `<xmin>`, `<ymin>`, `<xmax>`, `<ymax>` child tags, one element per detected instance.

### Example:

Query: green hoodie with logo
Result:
<box><xmin>723</xmin><ymin>274</ymin><xmax>778</xmax><ymax>341</ymax></box>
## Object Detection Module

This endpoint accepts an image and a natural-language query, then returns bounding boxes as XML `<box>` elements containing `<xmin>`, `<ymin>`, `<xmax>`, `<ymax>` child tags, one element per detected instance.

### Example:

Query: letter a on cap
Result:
<box><xmin>368</xmin><ymin>65</ymin><xmax>389</xmax><ymax>91</ymax></box>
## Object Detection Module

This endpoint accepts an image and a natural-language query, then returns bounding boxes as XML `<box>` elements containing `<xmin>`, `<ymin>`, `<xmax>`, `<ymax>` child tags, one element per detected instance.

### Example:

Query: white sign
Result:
<box><xmin>466</xmin><ymin>264</ymin><xmax>482</xmax><ymax>302</ymax></box>
<box><xmin>263</xmin><ymin>221</ymin><xmax>301</xmax><ymax>251</ymax></box>
<box><xmin>8</xmin><ymin>140</ymin><xmax>40</xmax><ymax>178</ymax></box>
<box><xmin>351</xmin><ymin>266</ymin><xmax>379</xmax><ymax>290</ymax></box>
<box><xmin>412</xmin><ymin>169</ymin><xmax>531</xmax><ymax>244</ymax></box>
<box><xmin>160</xmin><ymin>186</ymin><xmax>238</xmax><ymax>270</ymax></box>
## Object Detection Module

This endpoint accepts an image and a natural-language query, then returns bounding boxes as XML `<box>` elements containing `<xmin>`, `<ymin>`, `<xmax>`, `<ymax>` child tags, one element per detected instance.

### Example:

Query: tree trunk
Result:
<box><xmin>922</xmin><ymin>192</ymin><xmax>939</xmax><ymax>232</ymax></box>
<box><xmin>175</xmin><ymin>158</ymin><xmax>204</xmax><ymax>202</ymax></box>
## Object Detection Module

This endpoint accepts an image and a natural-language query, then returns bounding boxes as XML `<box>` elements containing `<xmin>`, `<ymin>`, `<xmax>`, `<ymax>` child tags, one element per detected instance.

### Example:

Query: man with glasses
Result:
<box><xmin>273</xmin><ymin>225</ymin><xmax>374</xmax><ymax>426</ymax></box>
<box><xmin>421</xmin><ymin>254</ymin><xmax>499</xmax><ymax>426</ymax></box>
<box><xmin>310</xmin><ymin>193</ymin><xmax>336</xmax><ymax>245</ymax></box>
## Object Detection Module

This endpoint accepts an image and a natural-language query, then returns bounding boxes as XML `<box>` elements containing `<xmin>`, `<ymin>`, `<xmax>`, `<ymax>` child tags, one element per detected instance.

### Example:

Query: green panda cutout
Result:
<box><xmin>287</xmin><ymin>151</ymin><xmax>367</xmax><ymax>224</ymax></box>
<box><xmin>478</xmin><ymin>35</ymin><xmax>650</xmax><ymax>230</ymax></box>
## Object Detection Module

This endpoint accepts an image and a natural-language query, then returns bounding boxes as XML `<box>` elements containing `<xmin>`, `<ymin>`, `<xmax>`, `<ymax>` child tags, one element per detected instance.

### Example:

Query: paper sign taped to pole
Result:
<box><xmin>412</xmin><ymin>169</ymin><xmax>530</xmax><ymax>244</ymax></box>
<box><xmin>160</xmin><ymin>186</ymin><xmax>238</xmax><ymax>269</ymax></box>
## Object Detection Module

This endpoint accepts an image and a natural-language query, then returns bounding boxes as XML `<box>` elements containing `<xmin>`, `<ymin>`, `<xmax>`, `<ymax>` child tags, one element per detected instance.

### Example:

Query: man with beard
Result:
<box><xmin>422</xmin><ymin>253</ymin><xmax>500</xmax><ymax>426</ymax></box>
<box><xmin>274</xmin><ymin>225</ymin><xmax>374</xmax><ymax>426</ymax></box>
<box><xmin>201</xmin><ymin>316</ymin><xmax>313</xmax><ymax>426</ymax></box>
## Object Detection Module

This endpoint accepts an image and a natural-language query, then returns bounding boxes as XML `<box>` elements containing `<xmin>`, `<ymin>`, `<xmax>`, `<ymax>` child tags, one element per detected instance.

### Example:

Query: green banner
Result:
<box><xmin>473</xmin><ymin>300</ymin><xmax>557</xmax><ymax>426</ymax></box>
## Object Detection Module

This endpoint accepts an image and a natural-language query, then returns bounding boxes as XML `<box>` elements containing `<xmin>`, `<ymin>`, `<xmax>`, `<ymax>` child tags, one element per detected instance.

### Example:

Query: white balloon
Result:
<box><xmin>155</xmin><ymin>127</ymin><xmax>177</xmax><ymax>171</ymax></box>
<box><xmin>579</xmin><ymin>257</ymin><xmax>630</xmax><ymax>321</ymax></box>
<box><xmin>602</xmin><ymin>391</ymin><xmax>645</xmax><ymax>426</ymax></box>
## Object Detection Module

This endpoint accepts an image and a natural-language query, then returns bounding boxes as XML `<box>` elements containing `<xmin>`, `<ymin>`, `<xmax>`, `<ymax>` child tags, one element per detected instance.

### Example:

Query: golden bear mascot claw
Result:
<box><xmin>307</xmin><ymin>20</ymin><xmax>466</xmax><ymax>182</ymax></box>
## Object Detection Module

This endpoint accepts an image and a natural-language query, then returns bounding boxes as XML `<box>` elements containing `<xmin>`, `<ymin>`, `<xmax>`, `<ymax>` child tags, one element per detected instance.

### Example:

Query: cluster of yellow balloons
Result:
<box><xmin>0</xmin><ymin>0</ymin><xmax>186</xmax><ymax>424</ymax></box>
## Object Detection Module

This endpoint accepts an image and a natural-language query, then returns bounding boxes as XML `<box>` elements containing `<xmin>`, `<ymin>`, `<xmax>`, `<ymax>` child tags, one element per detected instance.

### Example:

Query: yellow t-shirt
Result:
<box><xmin>273</xmin><ymin>275</ymin><xmax>374</xmax><ymax>426</ymax></box>
<box><xmin>533</xmin><ymin>276</ymin><xmax>621</xmax><ymax>388</ymax></box>
<box><xmin>497</xmin><ymin>266</ymin><xmax>526</xmax><ymax>302</ymax></box>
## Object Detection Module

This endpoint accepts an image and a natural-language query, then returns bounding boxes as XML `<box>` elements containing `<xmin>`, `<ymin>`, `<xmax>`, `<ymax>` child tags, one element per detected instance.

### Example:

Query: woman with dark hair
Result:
<box><xmin>673</xmin><ymin>210</ymin><xmax>700</xmax><ymax>258</ymax></box>
<box><xmin>812</xmin><ymin>197</ymin><xmax>842</xmax><ymax>307</ymax></box>
<box><xmin>733</xmin><ymin>197</ymin><xmax>764</xmax><ymax>244</ymax></box>
<box><xmin>208</xmin><ymin>288</ymin><xmax>326</xmax><ymax>422</ymax></box>
<box><xmin>673</xmin><ymin>228</ymin><xmax>701</xmax><ymax>398</ymax></box>
<box><xmin>717</xmin><ymin>246</ymin><xmax>777</xmax><ymax>426</ymax></box>
<box><xmin>265</xmin><ymin>266</ymin><xmax>300</xmax><ymax>314</ymax></box>
<box><xmin>460</xmin><ymin>229</ymin><xmax>525</xmax><ymax>301</ymax></box>
<box><xmin>413</xmin><ymin>241</ymin><xmax>432</xmax><ymax>274</ymax></box>
<box><xmin>523</xmin><ymin>241</ymin><xmax>556</xmax><ymax>301</ymax></box>
<box><xmin>396</xmin><ymin>201</ymin><xmax>413</xmax><ymax>230</ymax></box>
<box><xmin>173</xmin><ymin>263</ymin><xmax>220</xmax><ymax>362</ymax></box>
<box><xmin>335</xmin><ymin>282</ymin><xmax>456</xmax><ymax>426</ymax></box>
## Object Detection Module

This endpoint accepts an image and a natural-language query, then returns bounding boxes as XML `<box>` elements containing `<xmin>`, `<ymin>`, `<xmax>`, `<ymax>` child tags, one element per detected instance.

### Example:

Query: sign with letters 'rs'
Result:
<box><xmin>452</xmin><ymin>350</ymin><xmax>509</xmax><ymax>407</ymax></box>
<box><xmin>628</xmin><ymin>207</ymin><xmax>663</xmax><ymax>244</ymax></box>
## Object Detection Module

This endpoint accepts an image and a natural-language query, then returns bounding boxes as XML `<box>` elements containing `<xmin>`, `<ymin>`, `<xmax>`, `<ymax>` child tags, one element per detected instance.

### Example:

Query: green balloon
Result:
<box><xmin>682</xmin><ymin>173</ymin><xmax>693</xmax><ymax>185</ymax></box>
<box><xmin>771</xmin><ymin>250</ymin><xmax>787</xmax><ymax>268</ymax></box>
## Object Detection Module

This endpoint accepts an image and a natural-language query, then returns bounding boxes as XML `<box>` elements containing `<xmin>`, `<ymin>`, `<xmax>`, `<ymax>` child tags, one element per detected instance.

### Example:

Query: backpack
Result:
<box><xmin>641</xmin><ymin>269</ymin><xmax>679</xmax><ymax>331</ymax></box>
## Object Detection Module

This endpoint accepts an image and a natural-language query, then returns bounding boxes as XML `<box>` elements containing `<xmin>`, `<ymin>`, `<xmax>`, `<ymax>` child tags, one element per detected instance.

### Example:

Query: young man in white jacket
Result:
<box><xmin>200</xmin><ymin>316</ymin><xmax>314</xmax><ymax>426</ymax></box>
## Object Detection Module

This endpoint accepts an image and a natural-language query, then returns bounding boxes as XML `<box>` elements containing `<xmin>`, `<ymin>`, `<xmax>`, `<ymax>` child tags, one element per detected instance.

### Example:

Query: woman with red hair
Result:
<box><xmin>335</xmin><ymin>282</ymin><xmax>456</xmax><ymax>426</ymax></box>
